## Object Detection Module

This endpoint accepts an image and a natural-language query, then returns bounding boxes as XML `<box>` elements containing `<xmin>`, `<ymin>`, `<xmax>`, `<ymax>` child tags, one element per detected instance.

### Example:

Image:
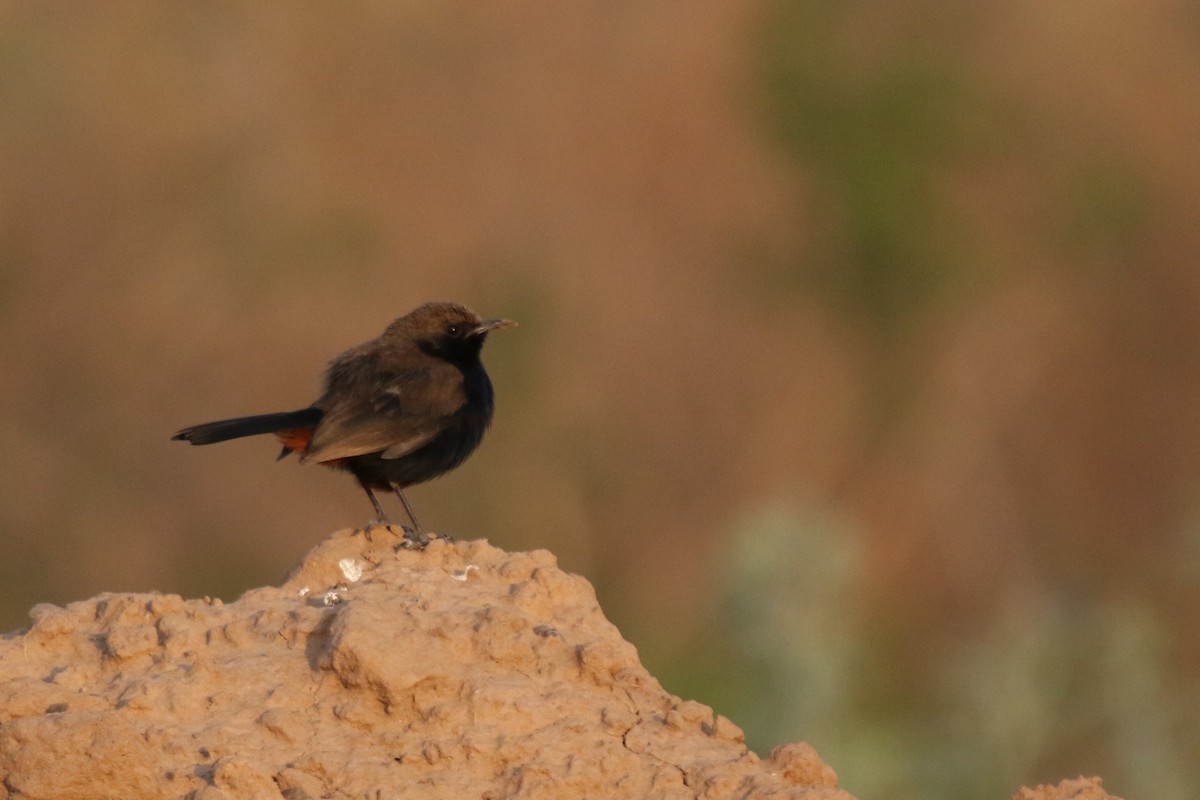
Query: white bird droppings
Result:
<box><xmin>450</xmin><ymin>565</ymin><xmax>479</xmax><ymax>581</ymax></box>
<box><xmin>338</xmin><ymin>558</ymin><xmax>365</xmax><ymax>583</ymax></box>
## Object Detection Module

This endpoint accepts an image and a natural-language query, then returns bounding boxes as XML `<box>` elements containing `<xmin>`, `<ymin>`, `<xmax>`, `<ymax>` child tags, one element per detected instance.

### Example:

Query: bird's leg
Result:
<box><xmin>358</xmin><ymin>479</ymin><xmax>391</xmax><ymax>538</ymax></box>
<box><xmin>392</xmin><ymin>485</ymin><xmax>430</xmax><ymax>547</ymax></box>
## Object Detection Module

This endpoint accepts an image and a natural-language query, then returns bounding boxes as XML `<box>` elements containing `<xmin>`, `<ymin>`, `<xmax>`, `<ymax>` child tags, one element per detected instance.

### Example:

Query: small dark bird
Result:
<box><xmin>173</xmin><ymin>302</ymin><xmax>516</xmax><ymax>543</ymax></box>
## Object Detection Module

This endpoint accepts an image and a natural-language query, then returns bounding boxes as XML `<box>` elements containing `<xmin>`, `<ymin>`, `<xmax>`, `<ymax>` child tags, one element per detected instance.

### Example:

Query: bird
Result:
<box><xmin>172</xmin><ymin>302</ymin><xmax>516</xmax><ymax>544</ymax></box>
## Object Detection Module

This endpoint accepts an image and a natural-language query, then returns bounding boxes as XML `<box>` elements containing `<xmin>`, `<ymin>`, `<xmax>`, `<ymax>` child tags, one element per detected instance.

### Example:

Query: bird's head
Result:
<box><xmin>389</xmin><ymin>302</ymin><xmax>517</xmax><ymax>363</ymax></box>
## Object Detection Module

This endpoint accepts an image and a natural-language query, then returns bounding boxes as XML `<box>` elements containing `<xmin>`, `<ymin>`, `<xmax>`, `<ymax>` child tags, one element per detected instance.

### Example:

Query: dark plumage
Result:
<box><xmin>172</xmin><ymin>302</ymin><xmax>516</xmax><ymax>541</ymax></box>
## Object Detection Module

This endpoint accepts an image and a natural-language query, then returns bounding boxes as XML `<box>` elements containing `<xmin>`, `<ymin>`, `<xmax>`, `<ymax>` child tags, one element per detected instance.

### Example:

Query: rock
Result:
<box><xmin>1012</xmin><ymin>776</ymin><xmax>1124</xmax><ymax>800</ymax></box>
<box><xmin>0</xmin><ymin>528</ymin><xmax>855</xmax><ymax>799</ymax></box>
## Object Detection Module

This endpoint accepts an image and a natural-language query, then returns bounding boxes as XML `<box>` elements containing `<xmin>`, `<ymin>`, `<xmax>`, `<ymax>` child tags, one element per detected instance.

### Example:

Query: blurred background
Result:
<box><xmin>3</xmin><ymin>2</ymin><xmax>1200</xmax><ymax>797</ymax></box>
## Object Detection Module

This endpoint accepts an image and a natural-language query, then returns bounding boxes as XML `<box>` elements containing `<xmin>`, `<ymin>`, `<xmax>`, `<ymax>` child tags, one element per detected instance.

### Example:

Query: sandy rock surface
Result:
<box><xmin>1012</xmin><ymin>777</ymin><xmax>1123</xmax><ymax>800</ymax></box>
<box><xmin>0</xmin><ymin>529</ymin><xmax>851</xmax><ymax>800</ymax></box>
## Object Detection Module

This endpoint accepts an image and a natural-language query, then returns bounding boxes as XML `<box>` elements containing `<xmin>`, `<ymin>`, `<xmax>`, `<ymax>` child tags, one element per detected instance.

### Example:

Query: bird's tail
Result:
<box><xmin>172</xmin><ymin>408</ymin><xmax>324</xmax><ymax>445</ymax></box>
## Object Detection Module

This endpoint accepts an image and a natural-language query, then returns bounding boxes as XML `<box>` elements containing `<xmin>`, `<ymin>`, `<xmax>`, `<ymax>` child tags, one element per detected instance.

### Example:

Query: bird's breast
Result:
<box><xmin>459</xmin><ymin>363</ymin><xmax>495</xmax><ymax>419</ymax></box>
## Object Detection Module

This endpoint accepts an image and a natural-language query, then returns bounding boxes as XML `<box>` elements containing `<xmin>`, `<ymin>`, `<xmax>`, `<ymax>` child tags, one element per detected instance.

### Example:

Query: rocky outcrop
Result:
<box><xmin>0</xmin><ymin>529</ymin><xmax>850</xmax><ymax>799</ymax></box>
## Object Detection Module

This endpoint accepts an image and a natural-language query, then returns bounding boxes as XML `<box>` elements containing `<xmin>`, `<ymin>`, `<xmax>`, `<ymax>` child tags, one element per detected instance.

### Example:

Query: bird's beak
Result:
<box><xmin>470</xmin><ymin>318</ymin><xmax>518</xmax><ymax>336</ymax></box>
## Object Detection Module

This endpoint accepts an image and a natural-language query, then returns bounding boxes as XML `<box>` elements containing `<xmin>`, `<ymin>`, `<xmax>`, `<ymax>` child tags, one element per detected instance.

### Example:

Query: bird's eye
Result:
<box><xmin>446</xmin><ymin>324</ymin><xmax>462</xmax><ymax>336</ymax></box>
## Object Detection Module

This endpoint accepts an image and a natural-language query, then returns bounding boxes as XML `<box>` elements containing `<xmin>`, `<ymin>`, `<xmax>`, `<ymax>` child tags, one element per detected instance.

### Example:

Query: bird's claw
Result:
<box><xmin>395</xmin><ymin>528</ymin><xmax>454</xmax><ymax>550</ymax></box>
<box><xmin>397</xmin><ymin>528</ymin><xmax>430</xmax><ymax>549</ymax></box>
<box><xmin>357</xmin><ymin>519</ymin><xmax>395</xmax><ymax>542</ymax></box>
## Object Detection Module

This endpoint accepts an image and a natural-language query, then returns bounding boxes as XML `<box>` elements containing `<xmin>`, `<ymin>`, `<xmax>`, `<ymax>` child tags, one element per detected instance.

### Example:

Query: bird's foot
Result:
<box><xmin>397</xmin><ymin>528</ymin><xmax>430</xmax><ymax>549</ymax></box>
<box><xmin>395</xmin><ymin>528</ymin><xmax>455</xmax><ymax>550</ymax></box>
<box><xmin>358</xmin><ymin>520</ymin><xmax>398</xmax><ymax>542</ymax></box>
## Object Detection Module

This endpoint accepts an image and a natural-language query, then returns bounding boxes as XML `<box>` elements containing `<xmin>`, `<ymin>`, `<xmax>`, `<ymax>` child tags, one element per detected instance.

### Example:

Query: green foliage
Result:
<box><xmin>755</xmin><ymin>0</ymin><xmax>981</xmax><ymax>335</ymax></box>
<box><xmin>721</xmin><ymin>501</ymin><xmax>862</xmax><ymax>741</ymax></box>
<box><xmin>714</xmin><ymin>498</ymin><xmax>1200</xmax><ymax>800</ymax></box>
<box><xmin>1053</xmin><ymin>156</ymin><xmax>1155</xmax><ymax>271</ymax></box>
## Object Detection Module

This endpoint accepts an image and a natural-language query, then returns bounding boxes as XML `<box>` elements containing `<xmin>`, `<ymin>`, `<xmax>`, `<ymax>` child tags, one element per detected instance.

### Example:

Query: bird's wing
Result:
<box><xmin>301</xmin><ymin>364</ymin><xmax>458</xmax><ymax>464</ymax></box>
<box><xmin>302</xmin><ymin>420</ymin><xmax>439</xmax><ymax>464</ymax></box>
